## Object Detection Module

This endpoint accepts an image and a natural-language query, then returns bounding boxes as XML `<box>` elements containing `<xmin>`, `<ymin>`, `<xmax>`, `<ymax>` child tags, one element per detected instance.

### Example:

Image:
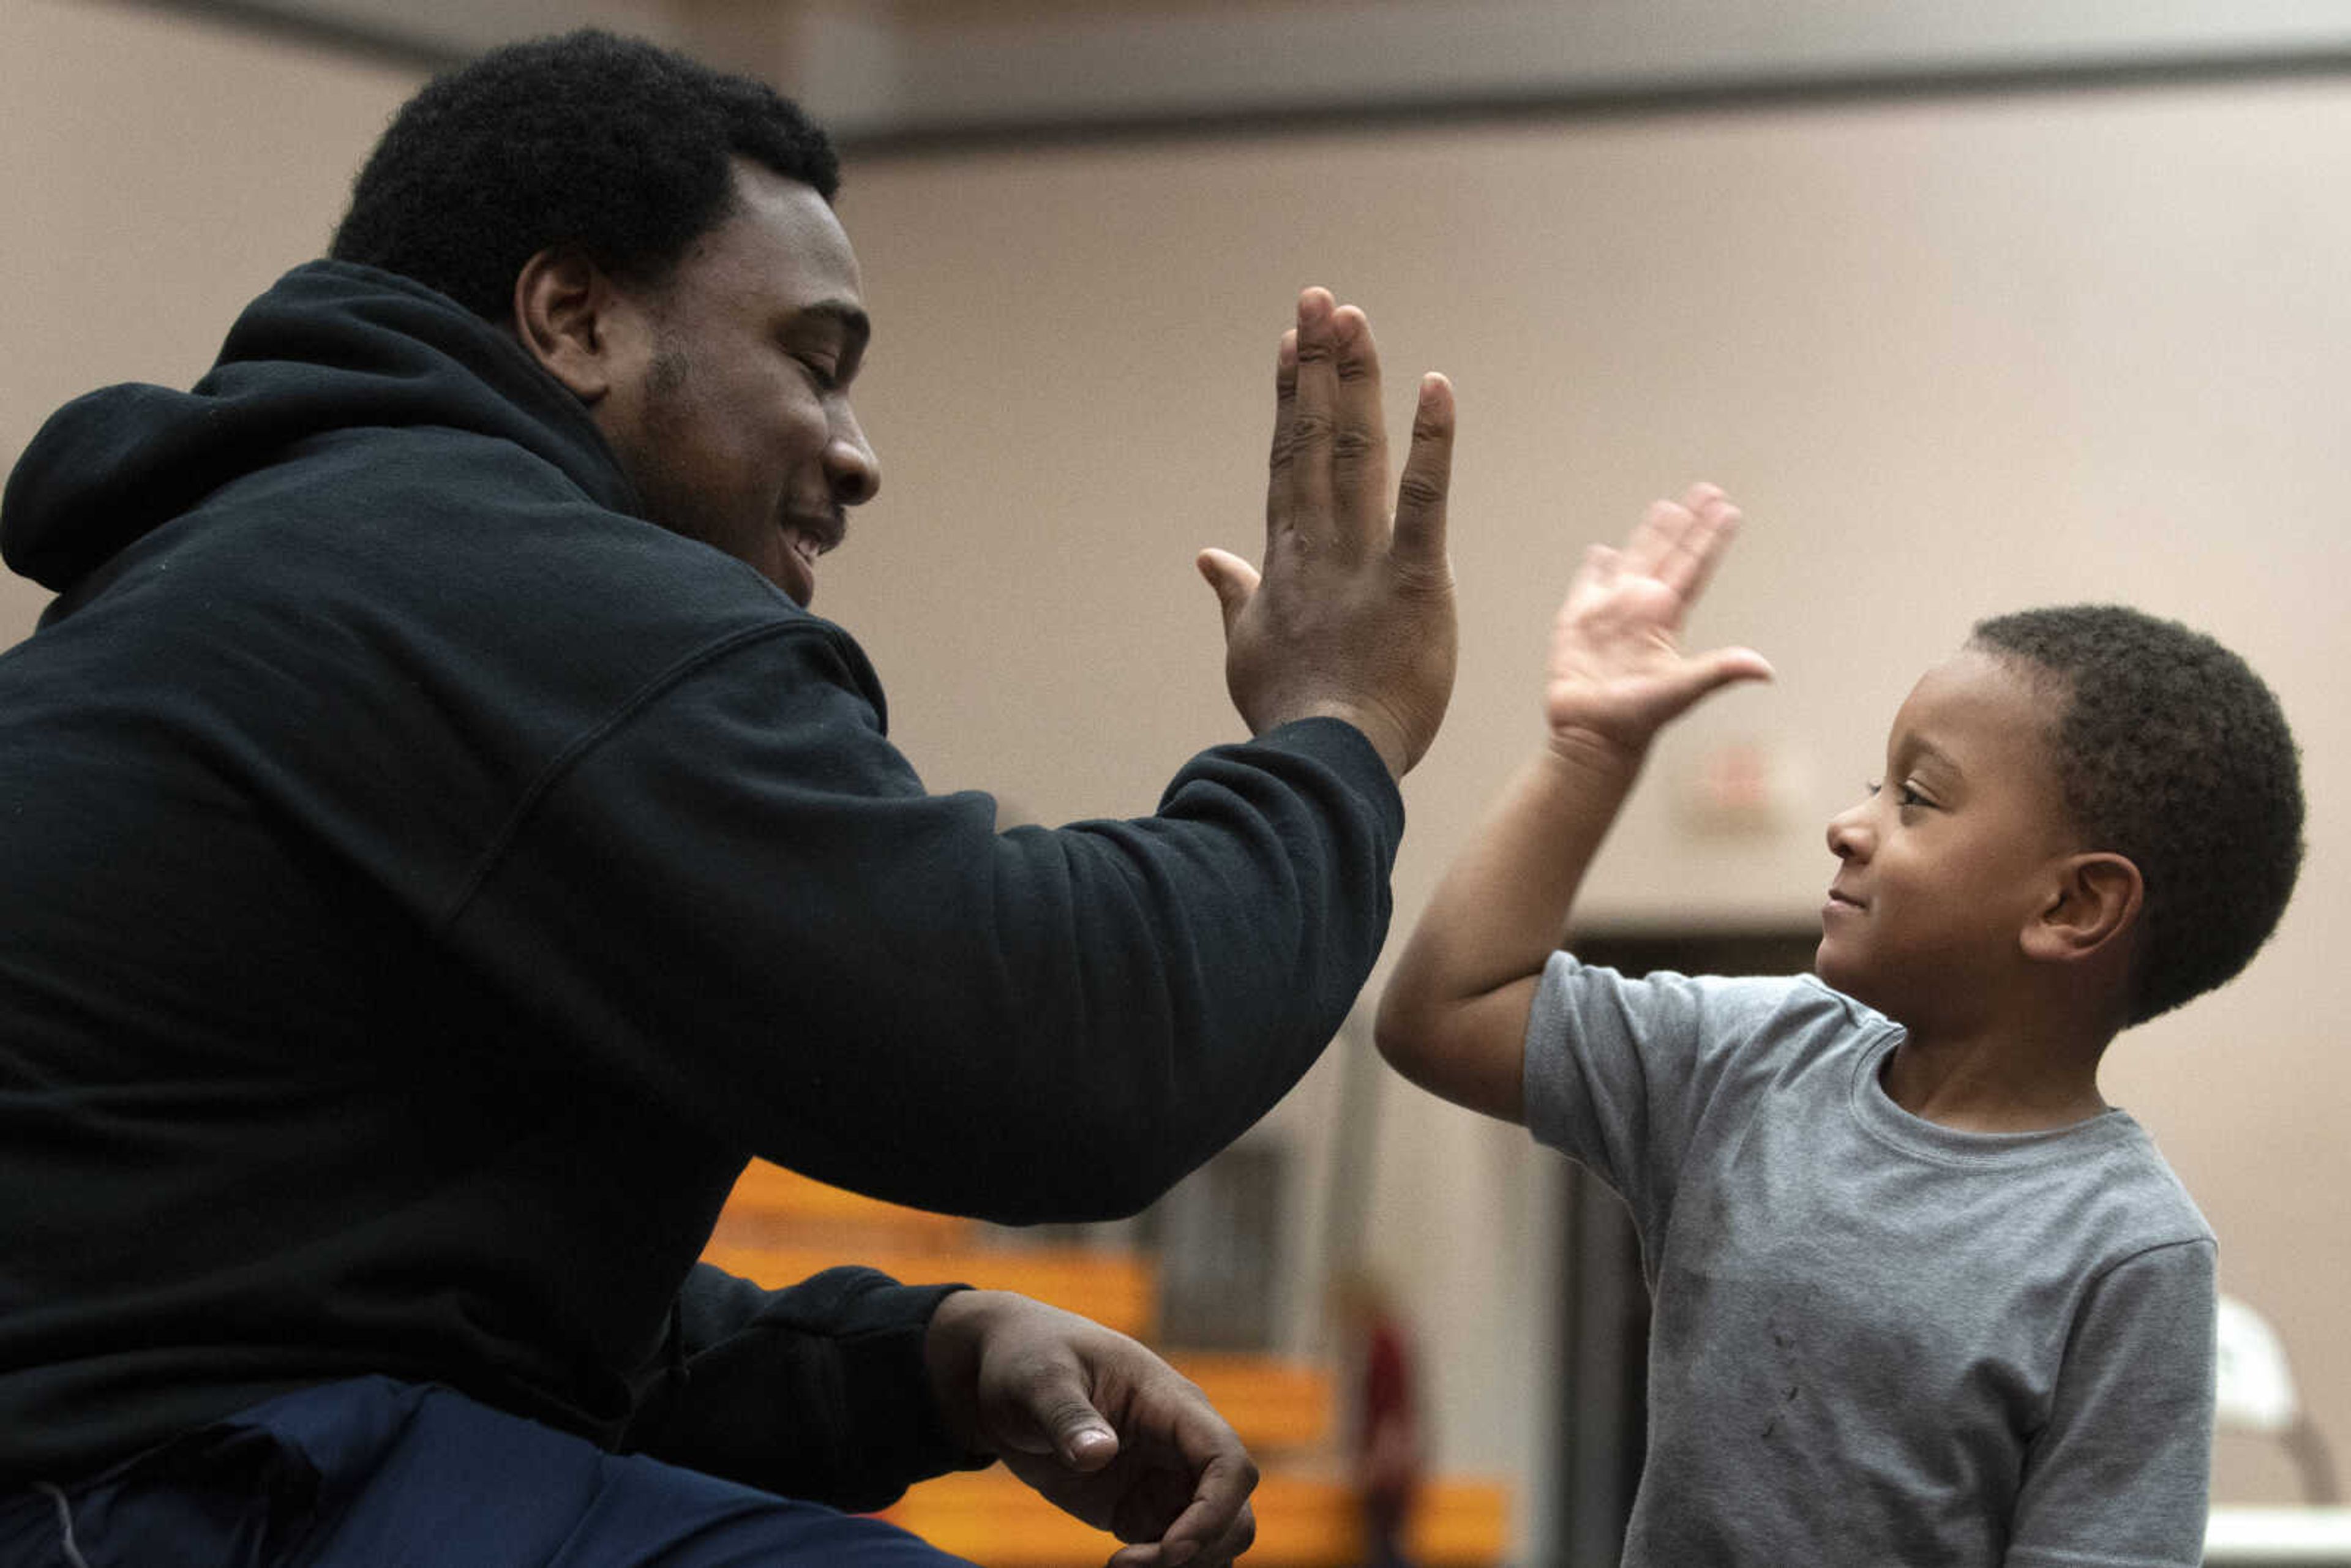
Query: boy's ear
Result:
<box><xmin>511</xmin><ymin>246</ymin><xmax>638</xmax><ymax>405</ymax></box>
<box><xmin>2022</xmin><ymin>852</ymin><xmax>2143</xmax><ymax>964</ymax></box>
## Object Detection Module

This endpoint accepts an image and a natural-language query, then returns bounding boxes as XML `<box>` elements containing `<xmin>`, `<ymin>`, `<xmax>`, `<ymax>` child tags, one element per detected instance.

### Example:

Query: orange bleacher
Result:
<box><xmin>702</xmin><ymin>1161</ymin><xmax>1509</xmax><ymax>1568</ymax></box>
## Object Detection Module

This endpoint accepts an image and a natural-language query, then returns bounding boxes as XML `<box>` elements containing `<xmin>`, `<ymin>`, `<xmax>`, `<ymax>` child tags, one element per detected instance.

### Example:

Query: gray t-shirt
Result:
<box><xmin>1526</xmin><ymin>955</ymin><xmax>2216</xmax><ymax>1567</ymax></box>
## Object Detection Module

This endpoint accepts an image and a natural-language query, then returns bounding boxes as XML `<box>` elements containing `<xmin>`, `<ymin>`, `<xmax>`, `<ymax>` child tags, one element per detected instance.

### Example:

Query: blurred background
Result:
<box><xmin>6</xmin><ymin>1</ymin><xmax>2349</xmax><ymax>1561</ymax></box>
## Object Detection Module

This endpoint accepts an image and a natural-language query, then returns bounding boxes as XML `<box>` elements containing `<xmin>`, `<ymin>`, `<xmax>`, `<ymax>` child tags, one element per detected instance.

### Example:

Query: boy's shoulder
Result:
<box><xmin>1547</xmin><ymin>961</ymin><xmax>2211</xmax><ymax>1220</ymax></box>
<box><xmin>2067</xmin><ymin>1109</ymin><xmax>2217</xmax><ymax>1256</ymax></box>
<box><xmin>1533</xmin><ymin>955</ymin><xmax>1900</xmax><ymax>1109</ymax></box>
<box><xmin>1542</xmin><ymin>952</ymin><xmax>1892</xmax><ymax>1048</ymax></box>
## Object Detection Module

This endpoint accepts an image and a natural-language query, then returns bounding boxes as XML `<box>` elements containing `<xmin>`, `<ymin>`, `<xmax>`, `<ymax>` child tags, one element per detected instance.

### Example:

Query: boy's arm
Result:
<box><xmin>2006</xmin><ymin>1240</ymin><xmax>2217</xmax><ymax>1567</ymax></box>
<box><xmin>1374</xmin><ymin>485</ymin><xmax>1770</xmax><ymax>1123</ymax></box>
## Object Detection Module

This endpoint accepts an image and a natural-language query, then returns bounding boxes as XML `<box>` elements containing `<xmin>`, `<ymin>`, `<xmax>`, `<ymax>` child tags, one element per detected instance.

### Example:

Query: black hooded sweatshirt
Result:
<box><xmin>0</xmin><ymin>262</ymin><xmax>1403</xmax><ymax>1496</ymax></box>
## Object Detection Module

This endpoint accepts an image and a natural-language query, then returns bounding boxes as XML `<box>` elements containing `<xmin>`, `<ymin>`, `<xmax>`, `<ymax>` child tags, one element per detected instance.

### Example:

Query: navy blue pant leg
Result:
<box><xmin>4</xmin><ymin>1378</ymin><xmax>979</xmax><ymax>1568</ymax></box>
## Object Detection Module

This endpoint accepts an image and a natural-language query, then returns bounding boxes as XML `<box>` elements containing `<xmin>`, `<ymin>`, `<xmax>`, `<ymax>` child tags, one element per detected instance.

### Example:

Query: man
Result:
<box><xmin>0</xmin><ymin>29</ymin><xmax>1458</xmax><ymax>1568</ymax></box>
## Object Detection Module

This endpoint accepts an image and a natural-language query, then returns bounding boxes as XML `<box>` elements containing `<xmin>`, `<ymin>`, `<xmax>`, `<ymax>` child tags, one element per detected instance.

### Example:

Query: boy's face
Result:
<box><xmin>1816</xmin><ymin>648</ymin><xmax>2081</xmax><ymax>1033</ymax></box>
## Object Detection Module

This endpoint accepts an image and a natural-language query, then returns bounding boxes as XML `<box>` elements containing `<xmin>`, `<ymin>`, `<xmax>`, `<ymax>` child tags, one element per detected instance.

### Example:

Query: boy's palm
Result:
<box><xmin>1545</xmin><ymin>484</ymin><xmax>1772</xmax><ymax>753</ymax></box>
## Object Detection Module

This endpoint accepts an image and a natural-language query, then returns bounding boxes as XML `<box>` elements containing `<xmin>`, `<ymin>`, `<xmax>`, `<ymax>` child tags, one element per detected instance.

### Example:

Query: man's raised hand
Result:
<box><xmin>1198</xmin><ymin>288</ymin><xmax>1457</xmax><ymax>779</ymax></box>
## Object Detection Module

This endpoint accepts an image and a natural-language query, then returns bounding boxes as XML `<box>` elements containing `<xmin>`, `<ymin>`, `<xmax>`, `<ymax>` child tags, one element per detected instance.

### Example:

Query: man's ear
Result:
<box><xmin>512</xmin><ymin>246</ymin><xmax>634</xmax><ymax>405</ymax></box>
<box><xmin>2022</xmin><ymin>852</ymin><xmax>2143</xmax><ymax>964</ymax></box>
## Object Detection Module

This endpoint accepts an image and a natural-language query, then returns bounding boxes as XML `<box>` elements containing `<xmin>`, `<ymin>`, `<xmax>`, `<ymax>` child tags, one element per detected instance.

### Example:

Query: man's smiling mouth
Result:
<box><xmin>782</xmin><ymin>511</ymin><xmax>846</xmax><ymax>563</ymax></box>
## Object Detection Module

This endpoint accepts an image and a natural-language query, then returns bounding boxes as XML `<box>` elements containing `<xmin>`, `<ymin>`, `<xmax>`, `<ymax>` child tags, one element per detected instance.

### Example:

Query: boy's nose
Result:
<box><xmin>1825</xmin><ymin>805</ymin><xmax>1870</xmax><ymax>861</ymax></box>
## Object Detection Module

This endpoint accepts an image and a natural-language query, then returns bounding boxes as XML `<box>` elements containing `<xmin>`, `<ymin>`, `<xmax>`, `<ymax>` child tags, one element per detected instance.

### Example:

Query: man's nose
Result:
<box><xmin>827</xmin><ymin>407</ymin><xmax>880</xmax><ymax>506</ymax></box>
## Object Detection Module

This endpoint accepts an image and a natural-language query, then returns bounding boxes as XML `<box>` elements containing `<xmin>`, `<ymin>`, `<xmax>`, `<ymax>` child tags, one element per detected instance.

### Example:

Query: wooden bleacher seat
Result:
<box><xmin>700</xmin><ymin>1163</ymin><xmax>1513</xmax><ymax>1566</ymax></box>
<box><xmin>713</xmin><ymin>1162</ymin><xmax>973</xmax><ymax>1251</ymax></box>
<box><xmin>883</xmin><ymin>1467</ymin><xmax>1510</xmax><ymax>1567</ymax></box>
<box><xmin>1168</xmin><ymin>1354</ymin><xmax>1332</xmax><ymax>1453</ymax></box>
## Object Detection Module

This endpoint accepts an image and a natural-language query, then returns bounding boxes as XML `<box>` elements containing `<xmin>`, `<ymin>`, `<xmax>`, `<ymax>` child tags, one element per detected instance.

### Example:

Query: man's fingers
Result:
<box><xmin>1120</xmin><ymin>1451</ymin><xmax>1256</xmax><ymax>1568</ymax></box>
<box><xmin>1390</xmin><ymin>372</ymin><xmax>1453</xmax><ymax>571</ymax></box>
<box><xmin>1261</xmin><ymin>329</ymin><xmax>1299</xmax><ymax>541</ymax></box>
<box><xmin>1327</xmin><ymin>304</ymin><xmax>1389</xmax><ymax>552</ymax></box>
<box><xmin>1195</xmin><ymin>549</ymin><xmax>1260</xmax><ymax>637</ymax></box>
<box><xmin>1284</xmin><ymin>289</ymin><xmax>1339</xmax><ymax>547</ymax></box>
<box><xmin>1024</xmin><ymin>1373</ymin><xmax>1119</xmax><ymax>1469</ymax></box>
<box><xmin>1105</xmin><ymin>1502</ymin><xmax>1255</xmax><ymax>1568</ymax></box>
<box><xmin>1229</xmin><ymin>291</ymin><xmax>1460</xmax><ymax>775</ymax></box>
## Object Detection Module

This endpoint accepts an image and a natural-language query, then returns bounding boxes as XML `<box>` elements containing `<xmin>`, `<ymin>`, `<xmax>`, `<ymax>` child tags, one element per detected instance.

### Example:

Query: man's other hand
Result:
<box><xmin>1198</xmin><ymin>288</ymin><xmax>1457</xmax><ymax>779</ymax></box>
<box><xmin>925</xmin><ymin>1290</ymin><xmax>1258</xmax><ymax>1568</ymax></box>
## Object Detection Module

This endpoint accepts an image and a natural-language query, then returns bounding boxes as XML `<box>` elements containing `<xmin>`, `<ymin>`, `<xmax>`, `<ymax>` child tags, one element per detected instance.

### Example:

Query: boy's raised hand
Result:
<box><xmin>1545</xmin><ymin>484</ymin><xmax>1773</xmax><ymax>757</ymax></box>
<box><xmin>1376</xmin><ymin>483</ymin><xmax>1768</xmax><ymax>1126</ymax></box>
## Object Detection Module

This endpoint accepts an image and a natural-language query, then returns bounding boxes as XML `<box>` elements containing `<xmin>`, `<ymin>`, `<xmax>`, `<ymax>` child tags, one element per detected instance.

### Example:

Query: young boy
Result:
<box><xmin>1375</xmin><ymin>486</ymin><xmax>2304</xmax><ymax>1566</ymax></box>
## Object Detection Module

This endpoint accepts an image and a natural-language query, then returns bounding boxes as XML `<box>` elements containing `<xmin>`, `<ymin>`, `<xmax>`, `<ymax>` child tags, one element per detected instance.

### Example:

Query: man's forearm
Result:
<box><xmin>624</xmin><ymin>1264</ymin><xmax>976</xmax><ymax>1510</ymax></box>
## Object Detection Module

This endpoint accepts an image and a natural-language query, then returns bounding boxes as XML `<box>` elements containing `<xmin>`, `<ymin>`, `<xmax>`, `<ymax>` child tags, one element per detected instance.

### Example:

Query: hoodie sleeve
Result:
<box><xmin>444</xmin><ymin>620</ymin><xmax>1403</xmax><ymax>1223</ymax></box>
<box><xmin>620</xmin><ymin>1262</ymin><xmax>984</xmax><ymax>1509</ymax></box>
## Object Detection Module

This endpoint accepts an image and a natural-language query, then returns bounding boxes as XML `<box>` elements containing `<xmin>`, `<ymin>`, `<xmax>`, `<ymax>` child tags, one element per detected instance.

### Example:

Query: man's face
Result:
<box><xmin>594</xmin><ymin>163</ymin><xmax>879</xmax><ymax>606</ymax></box>
<box><xmin>1815</xmin><ymin>648</ymin><xmax>2080</xmax><ymax>1035</ymax></box>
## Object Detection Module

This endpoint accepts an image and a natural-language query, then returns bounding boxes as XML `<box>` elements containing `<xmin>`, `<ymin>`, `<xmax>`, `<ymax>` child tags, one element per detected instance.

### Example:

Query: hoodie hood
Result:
<box><xmin>1</xmin><ymin>261</ymin><xmax>639</xmax><ymax>593</ymax></box>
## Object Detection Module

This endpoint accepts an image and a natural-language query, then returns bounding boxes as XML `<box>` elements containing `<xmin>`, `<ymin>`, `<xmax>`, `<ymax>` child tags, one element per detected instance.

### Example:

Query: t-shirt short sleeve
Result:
<box><xmin>1523</xmin><ymin>953</ymin><xmax>1872</xmax><ymax>1237</ymax></box>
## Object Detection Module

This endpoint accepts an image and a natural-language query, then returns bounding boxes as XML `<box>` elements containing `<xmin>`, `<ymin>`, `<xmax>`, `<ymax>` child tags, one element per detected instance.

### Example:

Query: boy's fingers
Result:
<box><xmin>1682</xmin><ymin>645</ymin><xmax>1776</xmax><ymax>703</ymax></box>
<box><xmin>1390</xmin><ymin>372</ymin><xmax>1453</xmax><ymax>570</ymax></box>
<box><xmin>1656</xmin><ymin>493</ymin><xmax>1741</xmax><ymax>604</ymax></box>
<box><xmin>1620</xmin><ymin>495</ymin><xmax>1689</xmax><ymax>579</ymax></box>
<box><xmin>1573</xmin><ymin>542</ymin><xmax>1621</xmax><ymax>596</ymax></box>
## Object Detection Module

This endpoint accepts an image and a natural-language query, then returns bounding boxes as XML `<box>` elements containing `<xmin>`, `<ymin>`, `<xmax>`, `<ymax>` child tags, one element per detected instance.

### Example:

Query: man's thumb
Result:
<box><xmin>1195</xmin><ymin>549</ymin><xmax>1259</xmax><ymax>634</ymax></box>
<box><xmin>1044</xmin><ymin>1397</ymin><xmax>1120</xmax><ymax>1471</ymax></box>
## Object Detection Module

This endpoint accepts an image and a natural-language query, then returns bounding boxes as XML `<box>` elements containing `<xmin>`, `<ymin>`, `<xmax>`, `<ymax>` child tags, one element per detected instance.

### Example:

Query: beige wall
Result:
<box><xmin>0</xmin><ymin>0</ymin><xmax>422</xmax><ymax>631</ymax></box>
<box><xmin>7</xmin><ymin>0</ymin><xmax>2348</xmax><ymax>1545</ymax></box>
<box><xmin>830</xmin><ymin>83</ymin><xmax>2351</xmax><ymax>1521</ymax></box>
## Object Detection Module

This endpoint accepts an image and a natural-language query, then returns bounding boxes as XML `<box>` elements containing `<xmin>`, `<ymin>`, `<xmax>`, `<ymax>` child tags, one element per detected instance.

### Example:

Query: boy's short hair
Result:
<box><xmin>329</xmin><ymin>30</ymin><xmax>839</xmax><ymax>322</ymax></box>
<box><xmin>1970</xmin><ymin>605</ymin><xmax>2303</xmax><ymax>1026</ymax></box>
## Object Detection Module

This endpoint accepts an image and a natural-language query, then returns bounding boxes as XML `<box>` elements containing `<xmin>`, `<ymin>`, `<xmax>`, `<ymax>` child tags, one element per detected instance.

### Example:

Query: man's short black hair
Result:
<box><xmin>329</xmin><ymin>29</ymin><xmax>839</xmax><ymax>320</ymax></box>
<box><xmin>1970</xmin><ymin>604</ymin><xmax>2303</xmax><ymax>1026</ymax></box>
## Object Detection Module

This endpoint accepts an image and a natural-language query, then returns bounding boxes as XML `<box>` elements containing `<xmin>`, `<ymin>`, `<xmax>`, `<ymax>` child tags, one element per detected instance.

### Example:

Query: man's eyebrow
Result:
<box><xmin>797</xmin><ymin>299</ymin><xmax>871</xmax><ymax>351</ymax></box>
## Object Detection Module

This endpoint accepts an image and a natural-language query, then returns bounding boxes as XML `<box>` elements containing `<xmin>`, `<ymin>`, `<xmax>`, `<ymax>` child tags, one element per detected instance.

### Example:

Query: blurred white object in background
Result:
<box><xmin>2217</xmin><ymin>1294</ymin><xmax>2339</xmax><ymax>1505</ymax></box>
